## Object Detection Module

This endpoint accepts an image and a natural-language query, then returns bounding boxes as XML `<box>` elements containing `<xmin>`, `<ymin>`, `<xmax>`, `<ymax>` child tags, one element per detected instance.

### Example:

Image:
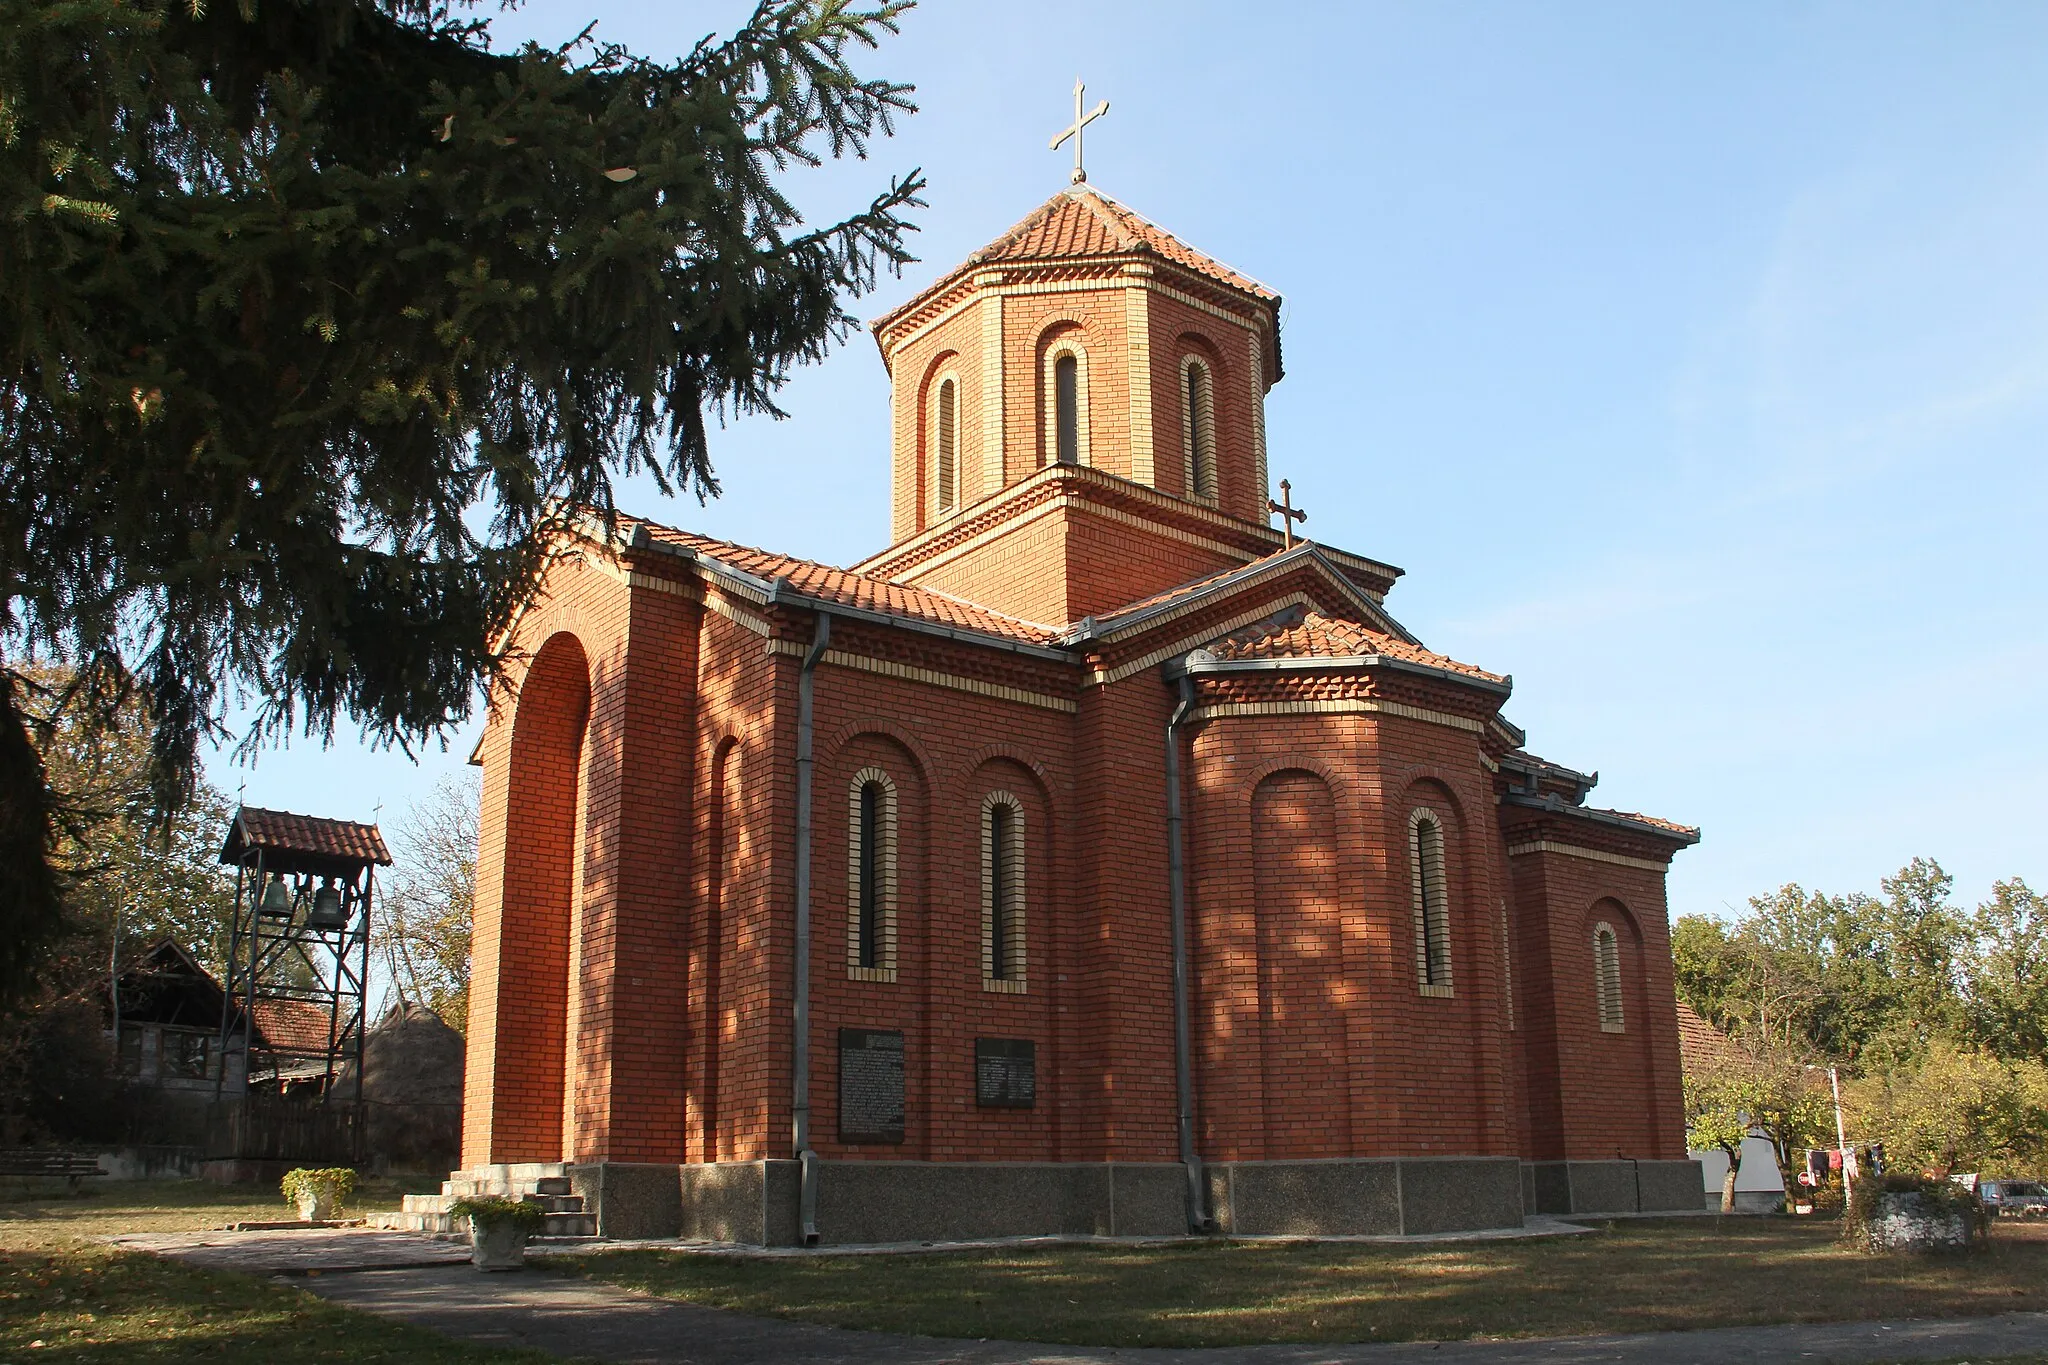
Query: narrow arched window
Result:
<box><xmin>1054</xmin><ymin>354</ymin><xmax>1079</xmax><ymax>465</ymax></box>
<box><xmin>847</xmin><ymin>769</ymin><xmax>897</xmax><ymax>981</ymax></box>
<box><xmin>1182</xmin><ymin>358</ymin><xmax>1215</xmax><ymax>502</ymax></box>
<box><xmin>1593</xmin><ymin>923</ymin><xmax>1624</xmax><ymax>1032</ymax></box>
<box><xmin>982</xmin><ymin>793</ymin><xmax>1027</xmax><ymax>992</ymax></box>
<box><xmin>1410</xmin><ymin>809</ymin><xmax>1452</xmax><ymax>994</ymax></box>
<box><xmin>934</xmin><ymin>376</ymin><xmax>958</xmax><ymax>514</ymax></box>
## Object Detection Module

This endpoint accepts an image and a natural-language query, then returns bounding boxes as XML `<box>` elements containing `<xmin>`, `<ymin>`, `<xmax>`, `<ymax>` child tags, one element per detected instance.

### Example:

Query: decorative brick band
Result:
<box><xmin>1091</xmin><ymin>592</ymin><xmax>1319</xmax><ymax>686</ymax></box>
<box><xmin>766</xmin><ymin>641</ymin><xmax>1077</xmax><ymax>714</ymax></box>
<box><xmin>622</xmin><ymin>569</ymin><xmax>701</xmax><ymax>600</ymax></box>
<box><xmin>1092</xmin><ymin>551</ymin><xmax>1398</xmax><ymax>649</ymax></box>
<box><xmin>1188</xmin><ymin>696</ymin><xmax>1485</xmax><ymax>733</ymax></box>
<box><xmin>882</xmin><ymin>268</ymin><xmax>1269</xmax><ymax>381</ymax></box>
<box><xmin>904</xmin><ymin>492</ymin><xmax>1262</xmax><ymax>589</ymax></box>
<box><xmin>704</xmin><ymin>593</ymin><xmax>770</xmax><ymax>636</ymax></box>
<box><xmin>1504</xmin><ymin>840</ymin><xmax>1668</xmax><ymax>873</ymax></box>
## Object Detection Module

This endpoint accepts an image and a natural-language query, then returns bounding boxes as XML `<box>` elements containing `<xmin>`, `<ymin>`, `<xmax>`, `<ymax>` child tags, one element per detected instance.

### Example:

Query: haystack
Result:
<box><xmin>336</xmin><ymin>1002</ymin><xmax>463</xmax><ymax>1172</ymax></box>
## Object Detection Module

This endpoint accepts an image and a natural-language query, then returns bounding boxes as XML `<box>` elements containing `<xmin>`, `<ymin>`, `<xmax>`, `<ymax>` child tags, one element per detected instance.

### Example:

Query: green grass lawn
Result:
<box><xmin>561</xmin><ymin>1216</ymin><xmax>2048</xmax><ymax>1350</ymax></box>
<box><xmin>8</xmin><ymin>1183</ymin><xmax>2048</xmax><ymax>1361</ymax></box>
<box><xmin>0</xmin><ymin>1180</ymin><xmax>545</xmax><ymax>1364</ymax></box>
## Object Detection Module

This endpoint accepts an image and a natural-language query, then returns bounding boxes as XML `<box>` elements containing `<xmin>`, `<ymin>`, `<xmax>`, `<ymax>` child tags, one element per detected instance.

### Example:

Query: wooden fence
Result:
<box><xmin>208</xmin><ymin>1099</ymin><xmax>361</xmax><ymax>1165</ymax></box>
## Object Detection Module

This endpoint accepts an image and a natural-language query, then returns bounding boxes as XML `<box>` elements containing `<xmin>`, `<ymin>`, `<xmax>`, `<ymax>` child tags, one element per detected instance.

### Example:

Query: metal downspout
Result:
<box><xmin>1164</xmin><ymin>670</ymin><xmax>1210</xmax><ymax>1231</ymax></box>
<box><xmin>792</xmin><ymin>611</ymin><xmax>832</xmax><ymax>1245</ymax></box>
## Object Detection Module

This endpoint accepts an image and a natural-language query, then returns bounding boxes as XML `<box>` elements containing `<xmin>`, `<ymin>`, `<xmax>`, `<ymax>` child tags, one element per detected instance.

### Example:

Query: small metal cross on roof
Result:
<box><xmin>1049</xmin><ymin>78</ymin><xmax>1110</xmax><ymax>185</ymax></box>
<box><xmin>1269</xmin><ymin>479</ymin><xmax>1308</xmax><ymax>549</ymax></box>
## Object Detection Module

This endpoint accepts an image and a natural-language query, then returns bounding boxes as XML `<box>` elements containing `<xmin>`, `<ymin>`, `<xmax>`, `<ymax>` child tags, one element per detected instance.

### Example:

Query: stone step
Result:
<box><xmin>438</xmin><ymin>1175</ymin><xmax>581</xmax><ymax>1201</ymax></box>
<box><xmin>405</xmin><ymin>1191</ymin><xmax>585</xmax><ymax>1215</ymax></box>
<box><xmin>371</xmin><ymin>1209</ymin><xmax>596</xmax><ymax>1239</ymax></box>
<box><xmin>370</xmin><ymin>1209</ymin><xmax>458</xmax><ymax>1234</ymax></box>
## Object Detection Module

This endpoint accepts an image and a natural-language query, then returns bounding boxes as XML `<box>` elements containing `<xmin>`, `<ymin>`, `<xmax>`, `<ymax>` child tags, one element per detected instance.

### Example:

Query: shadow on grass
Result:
<box><xmin>560</xmin><ymin>1218</ymin><xmax>2048</xmax><ymax>1349</ymax></box>
<box><xmin>0</xmin><ymin>1177</ymin><xmax>430</xmax><ymax>1245</ymax></box>
<box><xmin>0</xmin><ymin>1243</ymin><xmax>543</xmax><ymax>1364</ymax></box>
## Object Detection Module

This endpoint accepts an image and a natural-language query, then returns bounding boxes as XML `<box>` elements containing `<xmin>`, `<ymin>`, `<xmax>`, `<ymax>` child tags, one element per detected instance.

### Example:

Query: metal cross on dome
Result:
<box><xmin>1269</xmin><ymin>479</ymin><xmax>1308</xmax><ymax>549</ymax></box>
<box><xmin>1049</xmin><ymin>78</ymin><xmax>1109</xmax><ymax>185</ymax></box>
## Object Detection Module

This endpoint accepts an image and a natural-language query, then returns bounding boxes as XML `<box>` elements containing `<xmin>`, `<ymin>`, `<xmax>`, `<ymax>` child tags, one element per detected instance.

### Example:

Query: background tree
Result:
<box><xmin>1847</xmin><ymin>1043</ymin><xmax>2048</xmax><ymax>1178</ymax></box>
<box><xmin>1964</xmin><ymin>879</ymin><xmax>2047</xmax><ymax>1065</ymax></box>
<box><xmin>1684</xmin><ymin>1060</ymin><xmax>1761</xmax><ymax>1213</ymax></box>
<box><xmin>378</xmin><ymin>772</ymin><xmax>478</xmax><ymax>1030</ymax></box>
<box><xmin>0</xmin><ymin>0</ymin><xmax>923</xmax><ymax>1006</ymax></box>
<box><xmin>1684</xmin><ymin>1042</ymin><xmax>1833</xmax><ymax>1210</ymax></box>
<box><xmin>1677</xmin><ymin>857</ymin><xmax>2048</xmax><ymax>1179</ymax></box>
<box><xmin>0</xmin><ymin>665</ymin><xmax>238</xmax><ymax>1143</ymax></box>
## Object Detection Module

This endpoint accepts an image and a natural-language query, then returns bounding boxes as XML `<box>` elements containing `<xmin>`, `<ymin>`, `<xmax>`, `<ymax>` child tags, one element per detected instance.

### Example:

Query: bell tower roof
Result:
<box><xmin>966</xmin><ymin>185</ymin><xmax>1277</xmax><ymax>301</ymax></box>
<box><xmin>872</xmin><ymin>186</ymin><xmax>1282</xmax><ymax>373</ymax></box>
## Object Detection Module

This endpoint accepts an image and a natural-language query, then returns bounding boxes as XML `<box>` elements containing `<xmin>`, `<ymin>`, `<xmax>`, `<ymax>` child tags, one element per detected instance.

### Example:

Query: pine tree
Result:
<box><xmin>0</xmin><ymin>0</ymin><xmax>924</xmax><ymax>1004</ymax></box>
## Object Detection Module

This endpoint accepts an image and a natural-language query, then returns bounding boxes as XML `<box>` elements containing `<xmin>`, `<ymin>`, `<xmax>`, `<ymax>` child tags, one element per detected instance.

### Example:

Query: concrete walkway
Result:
<box><xmin>108</xmin><ymin>1227</ymin><xmax>473</xmax><ymax>1274</ymax></box>
<box><xmin>302</xmin><ymin>1265</ymin><xmax>2048</xmax><ymax>1365</ymax></box>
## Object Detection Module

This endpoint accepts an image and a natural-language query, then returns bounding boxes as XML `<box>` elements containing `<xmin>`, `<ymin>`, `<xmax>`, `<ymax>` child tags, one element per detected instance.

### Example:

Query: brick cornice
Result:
<box><xmin>872</xmin><ymin>254</ymin><xmax>1276</xmax><ymax>370</ymax></box>
<box><xmin>853</xmin><ymin>462</ymin><xmax>1286</xmax><ymax>582</ymax></box>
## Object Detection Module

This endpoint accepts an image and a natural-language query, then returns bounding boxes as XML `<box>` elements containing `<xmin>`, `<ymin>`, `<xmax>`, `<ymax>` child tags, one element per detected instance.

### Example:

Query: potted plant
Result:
<box><xmin>449</xmin><ymin>1195</ymin><xmax>547</xmax><ymax>1270</ymax></box>
<box><xmin>280</xmin><ymin>1167</ymin><xmax>356</xmax><ymax>1223</ymax></box>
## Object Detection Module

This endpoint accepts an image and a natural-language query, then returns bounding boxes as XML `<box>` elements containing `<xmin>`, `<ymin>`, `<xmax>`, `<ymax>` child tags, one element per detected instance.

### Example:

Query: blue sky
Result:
<box><xmin>208</xmin><ymin>0</ymin><xmax>2048</xmax><ymax>921</ymax></box>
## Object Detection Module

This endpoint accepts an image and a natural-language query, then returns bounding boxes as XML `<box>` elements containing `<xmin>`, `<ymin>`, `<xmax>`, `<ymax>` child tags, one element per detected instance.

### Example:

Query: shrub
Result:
<box><xmin>1842</xmin><ymin>1174</ymin><xmax>1988</xmax><ymax>1249</ymax></box>
<box><xmin>280</xmin><ymin>1167</ymin><xmax>356</xmax><ymax>1212</ymax></box>
<box><xmin>447</xmin><ymin>1195</ymin><xmax>546</xmax><ymax>1231</ymax></box>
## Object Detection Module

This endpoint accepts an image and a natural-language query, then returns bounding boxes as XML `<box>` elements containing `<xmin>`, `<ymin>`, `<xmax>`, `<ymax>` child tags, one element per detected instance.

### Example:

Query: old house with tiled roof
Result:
<box><xmin>462</xmin><ymin>183</ymin><xmax>1703</xmax><ymax>1242</ymax></box>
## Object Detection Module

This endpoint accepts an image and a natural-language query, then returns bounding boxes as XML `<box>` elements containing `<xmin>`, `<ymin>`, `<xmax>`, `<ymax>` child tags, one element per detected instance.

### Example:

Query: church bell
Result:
<box><xmin>307</xmin><ymin>879</ymin><xmax>347</xmax><ymax>931</ymax></box>
<box><xmin>258</xmin><ymin>874</ymin><xmax>294</xmax><ymax>921</ymax></box>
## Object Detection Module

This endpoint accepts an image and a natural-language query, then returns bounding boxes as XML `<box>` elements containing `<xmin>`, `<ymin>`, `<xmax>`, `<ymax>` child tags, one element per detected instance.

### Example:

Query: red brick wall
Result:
<box><xmin>1249</xmin><ymin>770</ymin><xmax>1349</xmax><ymax>1156</ymax></box>
<box><xmin>464</xmin><ymin>535</ymin><xmax>1688</xmax><ymax>1177</ymax></box>
<box><xmin>801</xmin><ymin>657</ymin><xmax>1078</xmax><ymax>1162</ymax></box>
<box><xmin>1185</xmin><ymin>704</ymin><xmax>1512</xmax><ymax>1161</ymax></box>
<box><xmin>1507</xmin><ymin>842</ymin><xmax>1687</xmax><ymax>1160</ymax></box>
<box><xmin>1147</xmin><ymin>292</ymin><xmax>1267</xmax><ymax>524</ymax></box>
<box><xmin>882</xmin><ymin>277</ymin><xmax>1273</xmax><ymax>544</ymax></box>
<box><xmin>691</xmin><ymin>599</ymin><xmax>796</xmax><ymax>1162</ymax></box>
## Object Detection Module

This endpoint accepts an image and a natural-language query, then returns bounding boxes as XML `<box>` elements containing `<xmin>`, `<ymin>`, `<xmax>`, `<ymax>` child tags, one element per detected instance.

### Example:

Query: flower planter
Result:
<box><xmin>295</xmin><ymin>1193</ymin><xmax>336</xmax><ymax>1223</ymax></box>
<box><xmin>1864</xmin><ymin>1191</ymin><xmax>1977</xmax><ymax>1254</ymax></box>
<box><xmin>470</xmin><ymin>1218</ymin><xmax>532</xmax><ymax>1271</ymax></box>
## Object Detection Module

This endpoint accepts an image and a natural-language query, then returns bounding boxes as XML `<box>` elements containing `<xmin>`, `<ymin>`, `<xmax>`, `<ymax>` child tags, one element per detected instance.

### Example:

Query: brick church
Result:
<box><xmin>461</xmin><ymin>180</ymin><xmax>1704</xmax><ymax>1243</ymax></box>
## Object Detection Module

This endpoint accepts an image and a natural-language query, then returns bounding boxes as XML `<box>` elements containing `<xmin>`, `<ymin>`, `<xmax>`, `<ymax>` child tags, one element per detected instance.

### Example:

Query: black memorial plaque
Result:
<box><xmin>838</xmin><ymin>1028</ymin><xmax>905</xmax><ymax>1143</ymax></box>
<box><xmin>975</xmin><ymin>1037</ymin><xmax>1037</xmax><ymax>1108</ymax></box>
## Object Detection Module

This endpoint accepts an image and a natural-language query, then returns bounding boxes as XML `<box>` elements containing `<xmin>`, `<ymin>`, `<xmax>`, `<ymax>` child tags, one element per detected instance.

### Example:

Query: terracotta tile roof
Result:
<box><xmin>1210</xmin><ymin>608</ymin><xmax>1506</xmax><ymax>683</ymax></box>
<box><xmin>1585</xmin><ymin>806</ymin><xmax>1701</xmax><ymax>839</ymax></box>
<box><xmin>250</xmin><ymin>998</ymin><xmax>336</xmax><ymax>1054</ymax></box>
<box><xmin>628</xmin><ymin>519</ymin><xmax>1064</xmax><ymax>644</ymax></box>
<box><xmin>966</xmin><ymin>187</ymin><xmax>1278</xmax><ymax>302</ymax></box>
<box><xmin>222</xmin><ymin>808</ymin><xmax>391</xmax><ymax>867</ymax></box>
<box><xmin>1677</xmin><ymin>1002</ymin><xmax>1740</xmax><ymax>1073</ymax></box>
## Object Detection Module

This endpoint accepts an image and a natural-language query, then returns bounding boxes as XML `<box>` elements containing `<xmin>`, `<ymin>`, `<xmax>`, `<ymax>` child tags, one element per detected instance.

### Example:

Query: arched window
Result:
<box><xmin>847</xmin><ymin>769</ymin><xmax>897</xmax><ymax>981</ymax></box>
<box><xmin>1055</xmin><ymin>355</ymin><xmax>1079</xmax><ymax>464</ymax></box>
<box><xmin>1042</xmin><ymin>339</ymin><xmax>1088</xmax><ymax>467</ymax></box>
<box><xmin>1593</xmin><ymin>922</ymin><xmax>1625</xmax><ymax>1032</ymax></box>
<box><xmin>1409</xmin><ymin>809</ymin><xmax>1452</xmax><ymax>994</ymax></box>
<box><xmin>1182</xmin><ymin>357</ymin><xmax>1216</xmax><ymax>502</ymax></box>
<box><xmin>933</xmin><ymin>376</ymin><xmax>958</xmax><ymax>515</ymax></box>
<box><xmin>982</xmin><ymin>792</ymin><xmax>1027</xmax><ymax>992</ymax></box>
